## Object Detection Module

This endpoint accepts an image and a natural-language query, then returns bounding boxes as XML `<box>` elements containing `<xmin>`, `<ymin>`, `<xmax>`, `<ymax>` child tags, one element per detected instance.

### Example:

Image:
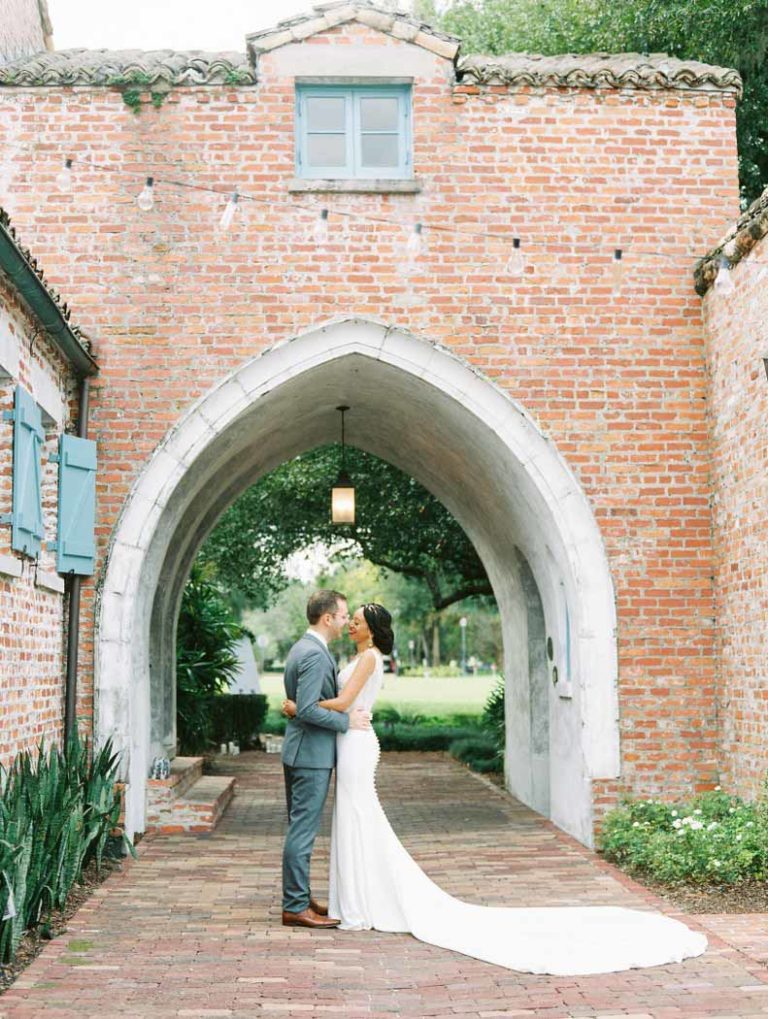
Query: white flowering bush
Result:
<box><xmin>599</xmin><ymin>785</ymin><xmax>768</xmax><ymax>884</ymax></box>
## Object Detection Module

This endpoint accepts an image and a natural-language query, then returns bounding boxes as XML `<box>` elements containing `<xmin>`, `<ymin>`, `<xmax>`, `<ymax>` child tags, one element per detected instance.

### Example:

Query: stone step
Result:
<box><xmin>146</xmin><ymin>770</ymin><xmax>236</xmax><ymax>835</ymax></box>
<box><xmin>147</xmin><ymin>755</ymin><xmax>204</xmax><ymax>800</ymax></box>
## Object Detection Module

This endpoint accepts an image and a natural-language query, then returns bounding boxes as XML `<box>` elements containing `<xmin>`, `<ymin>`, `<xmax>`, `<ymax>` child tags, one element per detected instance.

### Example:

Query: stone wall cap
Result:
<box><xmin>246</xmin><ymin>1</ymin><xmax>460</xmax><ymax>62</ymax></box>
<box><xmin>457</xmin><ymin>51</ymin><xmax>742</xmax><ymax>96</ymax></box>
<box><xmin>0</xmin><ymin>49</ymin><xmax>255</xmax><ymax>87</ymax></box>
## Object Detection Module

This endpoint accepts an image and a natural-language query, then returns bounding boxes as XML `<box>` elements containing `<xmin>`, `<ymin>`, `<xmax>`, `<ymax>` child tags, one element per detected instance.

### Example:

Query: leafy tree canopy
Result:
<box><xmin>199</xmin><ymin>444</ymin><xmax>492</xmax><ymax>613</ymax></box>
<box><xmin>419</xmin><ymin>0</ymin><xmax>768</xmax><ymax>204</ymax></box>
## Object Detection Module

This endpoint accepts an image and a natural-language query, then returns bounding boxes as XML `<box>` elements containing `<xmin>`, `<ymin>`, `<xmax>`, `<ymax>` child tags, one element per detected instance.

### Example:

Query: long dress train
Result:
<box><xmin>328</xmin><ymin>651</ymin><xmax>707</xmax><ymax>976</ymax></box>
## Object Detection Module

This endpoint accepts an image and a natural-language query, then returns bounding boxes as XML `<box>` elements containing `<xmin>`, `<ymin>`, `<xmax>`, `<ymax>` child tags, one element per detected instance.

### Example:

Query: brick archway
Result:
<box><xmin>94</xmin><ymin>318</ymin><xmax>619</xmax><ymax>847</ymax></box>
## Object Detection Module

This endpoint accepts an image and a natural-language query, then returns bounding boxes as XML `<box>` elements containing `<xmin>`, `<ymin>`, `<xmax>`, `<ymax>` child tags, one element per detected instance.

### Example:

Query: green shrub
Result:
<box><xmin>599</xmin><ymin>786</ymin><xmax>768</xmax><ymax>885</ymax></box>
<box><xmin>0</xmin><ymin>733</ymin><xmax>135</xmax><ymax>964</ymax></box>
<box><xmin>372</xmin><ymin>705</ymin><xmax>403</xmax><ymax>727</ymax></box>
<box><xmin>449</xmin><ymin>736</ymin><xmax>503</xmax><ymax>774</ymax></box>
<box><xmin>176</xmin><ymin>562</ymin><xmax>246</xmax><ymax>754</ymax></box>
<box><xmin>207</xmin><ymin>694</ymin><xmax>269</xmax><ymax>749</ymax></box>
<box><xmin>481</xmin><ymin>675</ymin><xmax>505</xmax><ymax>759</ymax></box>
<box><xmin>396</xmin><ymin>665</ymin><xmax>464</xmax><ymax>677</ymax></box>
<box><xmin>374</xmin><ymin>723</ymin><xmax>479</xmax><ymax>752</ymax></box>
<box><xmin>263</xmin><ymin>710</ymin><xmax>287</xmax><ymax>735</ymax></box>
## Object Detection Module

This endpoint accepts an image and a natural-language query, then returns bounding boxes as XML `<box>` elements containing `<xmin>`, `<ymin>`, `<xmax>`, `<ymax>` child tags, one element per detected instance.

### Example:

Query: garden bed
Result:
<box><xmin>599</xmin><ymin>785</ymin><xmax>768</xmax><ymax>915</ymax></box>
<box><xmin>650</xmin><ymin>878</ymin><xmax>768</xmax><ymax>914</ymax></box>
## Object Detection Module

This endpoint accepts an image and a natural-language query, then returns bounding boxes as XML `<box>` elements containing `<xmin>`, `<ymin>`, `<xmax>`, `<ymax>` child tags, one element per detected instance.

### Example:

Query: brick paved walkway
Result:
<box><xmin>1</xmin><ymin>752</ymin><xmax>767</xmax><ymax>1018</ymax></box>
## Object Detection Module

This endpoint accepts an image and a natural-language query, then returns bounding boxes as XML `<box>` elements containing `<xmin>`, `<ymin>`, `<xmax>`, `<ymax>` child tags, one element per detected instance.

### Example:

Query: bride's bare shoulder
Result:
<box><xmin>355</xmin><ymin>648</ymin><xmax>379</xmax><ymax>671</ymax></box>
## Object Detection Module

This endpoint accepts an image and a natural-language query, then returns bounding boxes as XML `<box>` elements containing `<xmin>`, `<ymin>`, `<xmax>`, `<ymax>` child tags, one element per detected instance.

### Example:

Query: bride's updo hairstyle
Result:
<box><xmin>362</xmin><ymin>603</ymin><xmax>395</xmax><ymax>656</ymax></box>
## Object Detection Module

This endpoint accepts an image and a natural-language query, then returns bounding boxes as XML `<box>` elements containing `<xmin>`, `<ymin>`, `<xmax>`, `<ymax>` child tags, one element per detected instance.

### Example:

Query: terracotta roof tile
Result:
<box><xmin>0</xmin><ymin>48</ymin><xmax>254</xmax><ymax>87</ymax></box>
<box><xmin>695</xmin><ymin>187</ymin><xmax>768</xmax><ymax>295</ymax></box>
<box><xmin>246</xmin><ymin>2</ymin><xmax>459</xmax><ymax>61</ymax></box>
<box><xmin>458</xmin><ymin>51</ymin><xmax>742</xmax><ymax>95</ymax></box>
<box><xmin>0</xmin><ymin>207</ymin><xmax>97</xmax><ymax>374</ymax></box>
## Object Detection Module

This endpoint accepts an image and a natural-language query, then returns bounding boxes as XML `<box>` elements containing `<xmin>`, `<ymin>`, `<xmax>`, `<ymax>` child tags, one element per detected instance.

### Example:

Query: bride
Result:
<box><xmin>282</xmin><ymin>602</ymin><xmax>707</xmax><ymax>976</ymax></box>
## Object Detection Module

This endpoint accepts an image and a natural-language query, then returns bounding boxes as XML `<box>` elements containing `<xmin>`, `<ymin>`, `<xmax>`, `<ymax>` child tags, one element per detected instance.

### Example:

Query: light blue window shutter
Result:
<box><xmin>9</xmin><ymin>385</ymin><xmax>45</xmax><ymax>557</ymax></box>
<box><xmin>55</xmin><ymin>433</ymin><xmax>97</xmax><ymax>575</ymax></box>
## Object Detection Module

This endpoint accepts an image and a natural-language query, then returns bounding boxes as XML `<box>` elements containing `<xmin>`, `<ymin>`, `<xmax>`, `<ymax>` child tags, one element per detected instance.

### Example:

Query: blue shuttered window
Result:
<box><xmin>296</xmin><ymin>85</ymin><xmax>412</xmax><ymax>179</ymax></box>
<box><xmin>53</xmin><ymin>433</ymin><xmax>97</xmax><ymax>575</ymax></box>
<box><xmin>5</xmin><ymin>385</ymin><xmax>45</xmax><ymax>557</ymax></box>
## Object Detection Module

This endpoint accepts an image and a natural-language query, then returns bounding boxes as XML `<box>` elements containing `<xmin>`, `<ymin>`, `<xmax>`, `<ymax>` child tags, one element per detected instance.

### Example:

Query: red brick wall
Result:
<box><xmin>702</xmin><ymin>230</ymin><xmax>768</xmax><ymax>801</ymax></box>
<box><xmin>0</xmin><ymin>21</ymin><xmax>741</xmax><ymax>800</ymax></box>
<box><xmin>0</xmin><ymin>283</ymin><xmax>77</xmax><ymax>767</ymax></box>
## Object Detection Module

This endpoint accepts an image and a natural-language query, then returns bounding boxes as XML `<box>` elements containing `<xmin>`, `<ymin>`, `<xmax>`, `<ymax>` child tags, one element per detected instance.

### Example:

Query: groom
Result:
<box><xmin>281</xmin><ymin>589</ymin><xmax>371</xmax><ymax>928</ymax></box>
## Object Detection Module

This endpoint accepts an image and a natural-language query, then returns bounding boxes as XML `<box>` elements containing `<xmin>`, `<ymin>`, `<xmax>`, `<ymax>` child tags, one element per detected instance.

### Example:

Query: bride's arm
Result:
<box><xmin>320</xmin><ymin>649</ymin><xmax>376</xmax><ymax>711</ymax></box>
<box><xmin>283</xmin><ymin>650</ymin><xmax>377</xmax><ymax>716</ymax></box>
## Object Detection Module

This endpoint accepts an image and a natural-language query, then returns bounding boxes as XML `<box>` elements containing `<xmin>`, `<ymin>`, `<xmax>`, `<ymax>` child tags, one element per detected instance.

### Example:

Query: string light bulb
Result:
<box><xmin>137</xmin><ymin>177</ymin><xmax>155</xmax><ymax>212</ymax></box>
<box><xmin>506</xmin><ymin>237</ymin><xmax>525</xmax><ymax>277</ymax></box>
<box><xmin>611</xmin><ymin>248</ymin><xmax>624</xmax><ymax>293</ymax></box>
<box><xmin>314</xmin><ymin>208</ymin><xmax>329</xmax><ymax>245</ymax></box>
<box><xmin>406</xmin><ymin>222</ymin><xmax>423</xmax><ymax>259</ymax></box>
<box><xmin>55</xmin><ymin>157</ymin><xmax>73</xmax><ymax>190</ymax></box>
<box><xmin>218</xmin><ymin>191</ymin><xmax>239</xmax><ymax>231</ymax></box>
<box><xmin>714</xmin><ymin>255</ymin><xmax>735</xmax><ymax>294</ymax></box>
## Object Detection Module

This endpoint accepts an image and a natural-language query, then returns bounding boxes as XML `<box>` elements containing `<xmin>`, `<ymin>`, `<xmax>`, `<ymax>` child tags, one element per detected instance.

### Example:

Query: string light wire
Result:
<box><xmin>42</xmin><ymin>154</ymin><xmax>762</xmax><ymax>272</ymax></box>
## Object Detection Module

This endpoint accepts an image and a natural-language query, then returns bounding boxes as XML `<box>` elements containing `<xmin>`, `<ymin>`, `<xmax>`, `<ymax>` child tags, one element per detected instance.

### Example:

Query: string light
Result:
<box><xmin>714</xmin><ymin>255</ymin><xmax>735</xmax><ymax>294</ymax></box>
<box><xmin>611</xmin><ymin>248</ymin><xmax>624</xmax><ymax>293</ymax></box>
<box><xmin>42</xmin><ymin>155</ymin><xmax>768</xmax><ymax>277</ymax></box>
<box><xmin>506</xmin><ymin>237</ymin><xmax>524</xmax><ymax>277</ymax></box>
<box><xmin>137</xmin><ymin>176</ymin><xmax>155</xmax><ymax>212</ymax></box>
<box><xmin>406</xmin><ymin>222</ymin><xmax>423</xmax><ymax>260</ymax></box>
<box><xmin>313</xmin><ymin>208</ymin><xmax>329</xmax><ymax>246</ymax></box>
<box><xmin>218</xmin><ymin>191</ymin><xmax>239</xmax><ymax>231</ymax></box>
<box><xmin>55</xmin><ymin>157</ymin><xmax>73</xmax><ymax>191</ymax></box>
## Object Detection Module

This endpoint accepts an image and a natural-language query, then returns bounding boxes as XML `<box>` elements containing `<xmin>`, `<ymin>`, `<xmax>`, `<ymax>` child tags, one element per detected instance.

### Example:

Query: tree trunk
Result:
<box><xmin>431</xmin><ymin>618</ymin><xmax>441</xmax><ymax>667</ymax></box>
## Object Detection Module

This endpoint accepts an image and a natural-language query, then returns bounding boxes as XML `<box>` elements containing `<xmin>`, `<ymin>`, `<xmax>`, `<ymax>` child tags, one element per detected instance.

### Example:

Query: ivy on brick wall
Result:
<box><xmin>108</xmin><ymin>72</ymin><xmax>170</xmax><ymax>112</ymax></box>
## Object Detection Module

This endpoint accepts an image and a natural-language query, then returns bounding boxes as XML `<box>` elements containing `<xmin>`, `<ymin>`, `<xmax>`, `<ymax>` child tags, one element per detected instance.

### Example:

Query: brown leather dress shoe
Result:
<box><xmin>309</xmin><ymin>897</ymin><xmax>328</xmax><ymax>916</ymax></box>
<box><xmin>282</xmin><ymin>908</ymin><xmax>340</xmax><ymax>929</ymax></box>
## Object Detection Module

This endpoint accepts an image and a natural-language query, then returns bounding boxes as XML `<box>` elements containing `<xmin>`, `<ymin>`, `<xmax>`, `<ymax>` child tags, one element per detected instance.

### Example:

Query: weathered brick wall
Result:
<box><xmin>0</xmin><ymin>20</ymin><xmax>741</xmax><ymax>802</ymax></box>
<box><xmin>702</xmin><ymin>224</ymin><xmax>768</xmax><ymax>801</ymax></box>
<box><xmin>0</xmin><ymin>280</ymin><xmax>77</xmax><ymax>767</ymax></box>
<box><xmin>0</xmin><ymin>0</ymin><xmax>46</xmax><ymax>64</ymax></box>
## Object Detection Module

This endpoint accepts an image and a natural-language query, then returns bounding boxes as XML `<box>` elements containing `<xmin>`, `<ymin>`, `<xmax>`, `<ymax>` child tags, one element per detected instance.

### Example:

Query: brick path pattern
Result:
<box><xmin>1</xmin><ymin>752</ymin><xmax>767</xmax><ymax>1018</ymax></box>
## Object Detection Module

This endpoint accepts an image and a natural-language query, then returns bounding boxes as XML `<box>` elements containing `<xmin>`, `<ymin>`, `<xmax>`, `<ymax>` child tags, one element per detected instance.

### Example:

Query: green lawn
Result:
<box><xmin>259</xmin><ymin>672</ymin><xmax>497</xmax><ymax>717</ymax></box>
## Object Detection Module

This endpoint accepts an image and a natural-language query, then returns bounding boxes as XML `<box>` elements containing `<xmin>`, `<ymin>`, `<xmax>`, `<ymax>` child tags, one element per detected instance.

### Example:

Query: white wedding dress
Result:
<box><xmin>327</xmin><ymin>650</ymin><xmax>707</xmax><ymax>976</ymax></box>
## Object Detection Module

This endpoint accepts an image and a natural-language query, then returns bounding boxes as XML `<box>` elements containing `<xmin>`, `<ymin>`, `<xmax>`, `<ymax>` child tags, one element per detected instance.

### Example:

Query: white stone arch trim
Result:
<box><xmin>95</xmin><ymin>317</ymin><xmax>619</xmax><ymax>841</ymax></box>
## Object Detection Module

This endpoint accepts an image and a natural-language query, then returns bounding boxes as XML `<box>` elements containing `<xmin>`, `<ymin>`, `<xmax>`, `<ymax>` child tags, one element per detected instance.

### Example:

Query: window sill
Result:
<box><xmin>0</xmin><ymin>553</ymin><xmax>22</xmax><ymax>579</ymax></box>
<box><xmin>36</xmin><ymin>569</ymin><xmax>65</xmax><ymax>595</ymax></box>
<box><xmin>288</xmin><ymin>178</ymin><xmax>422</xmax><ymax>194</ymax></box>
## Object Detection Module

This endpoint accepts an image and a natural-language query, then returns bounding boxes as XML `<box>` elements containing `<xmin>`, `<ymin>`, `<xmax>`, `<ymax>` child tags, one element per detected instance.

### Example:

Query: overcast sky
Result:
<box><xmin>49</xmin><ymin>0</ymin><xmax>317</xmax><ymax>51</ymax></box>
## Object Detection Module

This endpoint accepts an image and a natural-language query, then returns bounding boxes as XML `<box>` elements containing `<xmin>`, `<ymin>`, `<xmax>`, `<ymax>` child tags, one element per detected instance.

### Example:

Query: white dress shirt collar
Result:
<box><xmin>305</xmin><ymin>628</ymin><xmax>328</xmax><ymax>647</ymax></box>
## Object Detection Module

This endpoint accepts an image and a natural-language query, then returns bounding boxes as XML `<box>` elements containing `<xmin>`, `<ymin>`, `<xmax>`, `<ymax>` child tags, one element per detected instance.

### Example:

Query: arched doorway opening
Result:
<box><xmin>95</xmin><ymin>319</ymin><xmax>619</xmax><ymax>847</ymax></box>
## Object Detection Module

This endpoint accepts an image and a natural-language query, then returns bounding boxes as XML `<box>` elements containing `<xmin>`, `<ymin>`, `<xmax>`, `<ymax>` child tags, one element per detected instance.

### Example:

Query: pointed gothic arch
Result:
<box><xmin>94</xmin><ymin>318</ymin><xmax>619</xmax><ymax>847</ymax></box>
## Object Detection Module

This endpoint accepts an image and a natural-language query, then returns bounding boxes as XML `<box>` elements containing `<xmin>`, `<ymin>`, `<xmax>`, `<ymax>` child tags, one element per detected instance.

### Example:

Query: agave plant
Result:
<box><xmin>0</xmin><ymin>731</ymin><xmax>135</xmax><ymax>964</ymax></box>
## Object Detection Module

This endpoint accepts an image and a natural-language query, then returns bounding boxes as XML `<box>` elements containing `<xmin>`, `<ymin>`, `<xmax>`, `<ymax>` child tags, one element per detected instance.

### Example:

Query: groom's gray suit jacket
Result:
<box><xmin>281</xmin><ymin>633</ymin><xmax>350</xmax><ymax>769</ymax></box>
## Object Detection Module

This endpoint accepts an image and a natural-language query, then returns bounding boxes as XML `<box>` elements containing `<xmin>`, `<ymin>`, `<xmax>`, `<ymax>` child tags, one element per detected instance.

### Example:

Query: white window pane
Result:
<box><xmin>306</xmin><ymin>96</ymin><xmax>346</xmax><ymax>132</ymax></box>
<box><xmin>360</xmin><ymin>133</ymin><xmax>399</xmax><ymax>167</ymax></box>
<box><xmin>307</xmin><ymin>133</ymin><xmax>346</xmax><ymax>166</ymax></box>
<box><xmin>360</xmin><ymin>96</ymin><xmax>399</xmax><ymax>131</ymax></box>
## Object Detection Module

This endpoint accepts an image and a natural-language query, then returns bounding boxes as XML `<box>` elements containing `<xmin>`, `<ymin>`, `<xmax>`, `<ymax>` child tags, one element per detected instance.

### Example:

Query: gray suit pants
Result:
<box><xmin>282</xmin><ymin>765</ymin><xmax>332</xmax><ymax>913</ymax></box>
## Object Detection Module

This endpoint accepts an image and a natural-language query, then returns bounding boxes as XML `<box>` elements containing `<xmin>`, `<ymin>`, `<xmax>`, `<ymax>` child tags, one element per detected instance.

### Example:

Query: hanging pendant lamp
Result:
<box><xmin>331</xmin><ymin>405</ymin><xmax>355</xmax><ymax>524</ymax></box>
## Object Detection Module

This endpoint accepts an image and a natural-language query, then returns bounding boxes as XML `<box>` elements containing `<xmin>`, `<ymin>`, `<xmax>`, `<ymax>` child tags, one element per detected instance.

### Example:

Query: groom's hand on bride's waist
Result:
<box><xmin>349</xmin><ymin>708</ymin><xmax>372</xmax><ymax>730</ymax></box>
